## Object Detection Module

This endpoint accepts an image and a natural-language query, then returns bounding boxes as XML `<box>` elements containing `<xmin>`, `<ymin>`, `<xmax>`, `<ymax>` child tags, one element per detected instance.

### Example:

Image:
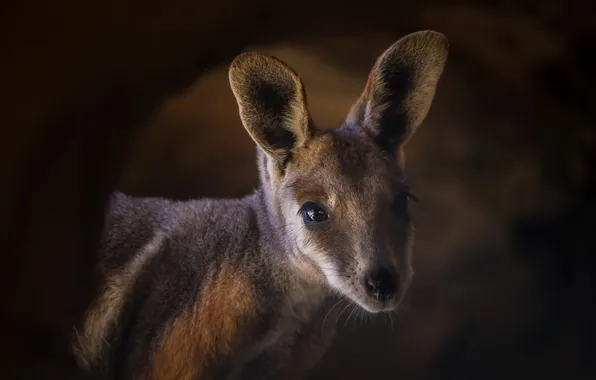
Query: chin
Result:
<box><xmin>360</xmin><ymin>302</ymin><xmax>399</xmax><ymax>313</ymax></box>
<box><xmin>348</xmin><ymin>295</ymin><xmax>400</xmax><ymax>314</ymax></box>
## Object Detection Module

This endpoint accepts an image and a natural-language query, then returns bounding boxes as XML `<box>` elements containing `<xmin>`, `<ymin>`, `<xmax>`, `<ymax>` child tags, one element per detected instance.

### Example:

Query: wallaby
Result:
<box><xmin>73</xmin><ymin>30</ymin><xmax>449</xmax><ymax>380</ymax></box>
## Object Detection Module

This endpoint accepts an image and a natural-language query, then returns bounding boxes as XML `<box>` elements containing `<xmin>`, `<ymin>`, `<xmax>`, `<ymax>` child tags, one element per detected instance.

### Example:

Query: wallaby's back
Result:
<box><xmin>77</xmin><ymin>191</ymin><xmax>278</xmax><ymax>379</ymax></box>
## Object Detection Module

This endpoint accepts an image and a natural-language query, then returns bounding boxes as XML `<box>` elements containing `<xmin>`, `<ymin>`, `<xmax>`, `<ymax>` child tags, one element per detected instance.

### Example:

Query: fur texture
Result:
<box><xmin>72</xmin><ymin>30</ymin><xmax>449</xmax><ymax>379</ymax></box>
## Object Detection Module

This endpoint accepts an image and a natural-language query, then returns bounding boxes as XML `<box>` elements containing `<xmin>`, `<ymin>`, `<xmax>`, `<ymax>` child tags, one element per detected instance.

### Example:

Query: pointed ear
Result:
<box><xmin>229</xmin><ymin>52</ymin><xmax>313</xmax><ymax>168</ymax></box>
<box><xmin>347</xmin><ymin>30</ymin><xmax>449</xmax><ymax>155</ymax></box>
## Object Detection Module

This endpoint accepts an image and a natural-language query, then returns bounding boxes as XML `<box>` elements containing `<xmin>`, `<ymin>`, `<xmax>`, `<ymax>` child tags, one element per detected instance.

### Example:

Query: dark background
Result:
<box><xmin>2</xmin><ymin>1</ymin><xmax>595</xmax><ymax>379</ymax></box>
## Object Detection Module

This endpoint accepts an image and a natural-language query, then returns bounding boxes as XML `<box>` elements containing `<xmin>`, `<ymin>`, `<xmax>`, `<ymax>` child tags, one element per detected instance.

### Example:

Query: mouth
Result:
<box><xmin>352</xmin><ymin>293</ymin><xmax>401</xmax><ymax>313</ymax></box>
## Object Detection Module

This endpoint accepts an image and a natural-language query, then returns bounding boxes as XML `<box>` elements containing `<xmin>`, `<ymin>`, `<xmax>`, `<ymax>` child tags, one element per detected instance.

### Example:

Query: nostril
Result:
<box><xmin>365</xmin><ymin>269</ymin><xmax>399</xmax><ymax>302</ymax></box>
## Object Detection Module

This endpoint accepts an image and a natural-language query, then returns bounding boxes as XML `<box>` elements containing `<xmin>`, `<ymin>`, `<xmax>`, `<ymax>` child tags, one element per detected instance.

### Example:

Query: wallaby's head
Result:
<box><xmin>229</xmin><ymin>31</ymin><xmax>448</xmax><ymax>312</ymax></box>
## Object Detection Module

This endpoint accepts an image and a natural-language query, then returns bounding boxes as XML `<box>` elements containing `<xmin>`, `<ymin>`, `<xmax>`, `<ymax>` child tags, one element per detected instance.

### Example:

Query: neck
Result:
<box><xmin>245</xmin><ymin>187</ymin><xmax>327</xmax><ymax>290</ymax></box>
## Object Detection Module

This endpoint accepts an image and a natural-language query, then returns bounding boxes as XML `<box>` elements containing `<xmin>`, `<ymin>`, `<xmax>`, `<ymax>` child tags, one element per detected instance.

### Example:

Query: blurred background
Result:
<box><xmin>2</xmin><ymin>1</ymin><xmax>595</xmax><ymax>379</ymax></box>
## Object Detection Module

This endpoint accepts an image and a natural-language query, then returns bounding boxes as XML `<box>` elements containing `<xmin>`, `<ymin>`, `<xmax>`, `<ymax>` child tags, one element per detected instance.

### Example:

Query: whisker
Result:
<box><xmin>322</xmin><ymin>298</ymin><xmax>345</xmax><ymax>332</ymax></box>
<box><xmin>316</xmin><ymin>266</ymin><xmax>353</xmax><ymax>278</ymax></box>
<box><xmin>343</xmin><ymin>304</ymin><xmax>358</xmax><ymax>328</ymax></box>
<box><xmin>356</xmin><ymin>308</ymin><xmax>367</xmax><ymax>328</ymax></box>
<box><xmin>388</xmin><ymin>311</ymin><xmax>395</xmax><ymax>332</ymax></box>
<box><xmin>336</xmin><ymin>302</ymin><xmax>352</xmax><ymax>325</ymax></box>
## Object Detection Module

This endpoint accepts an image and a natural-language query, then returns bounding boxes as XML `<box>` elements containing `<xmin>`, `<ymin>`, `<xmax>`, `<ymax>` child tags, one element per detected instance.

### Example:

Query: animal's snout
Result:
<box><xmin>364</xmin><ymin>268</ymin><xmax>399</xmax><ymax>302</ymax></box>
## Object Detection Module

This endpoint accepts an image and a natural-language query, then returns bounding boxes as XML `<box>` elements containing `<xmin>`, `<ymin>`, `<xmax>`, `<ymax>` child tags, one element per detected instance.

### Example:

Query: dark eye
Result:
<box><xmin>300</xmin><ymin>202</ymin><xmax>330</xmax><ymax>224</ymax></box>
<box><xmin>392</xmin><ymin>191</ymin><xmax>418</xmax><ymax>220</ymax></box>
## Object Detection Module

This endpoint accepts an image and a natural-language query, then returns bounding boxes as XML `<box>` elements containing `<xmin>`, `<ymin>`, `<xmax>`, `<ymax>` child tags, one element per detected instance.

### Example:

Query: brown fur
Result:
<box><xmin>72</xmin><ymin>30</ymin><xmax>449</xmax><ymax>379</ymax></box>
<box><xmin>226</xmin><ymin>32</ymin><xmax>448</xmax><ymax>316</ymax></box>
<box><xmin>347</xmin><ymin>30</ymin><xmax>449</xmax><ymax>149</ymax></box>
<box><xmin>229</xmin><ymin>52</ymin><xmax>314</xmax><ymax>168</ymax></box>
<box><xmin>141</xmin><ymin>263</ymin><xmax>257</xmax><ymax>380</ymax></box>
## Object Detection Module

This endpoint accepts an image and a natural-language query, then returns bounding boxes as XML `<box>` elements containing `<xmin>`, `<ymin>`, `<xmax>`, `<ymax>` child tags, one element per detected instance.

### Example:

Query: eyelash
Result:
<box><xmin>392</xmin><ymin>191</ymin><xmax>418</xmax><ymax>220</ymax></box>
<box><xmin>404</xmin><ymin>191</ymin><xmax>419</xmax><ymax>203</ymax></box>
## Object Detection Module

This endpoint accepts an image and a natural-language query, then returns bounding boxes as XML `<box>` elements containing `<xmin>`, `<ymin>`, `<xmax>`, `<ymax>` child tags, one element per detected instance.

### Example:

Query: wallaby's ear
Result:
<box><xmin>347</xmin><ymin>30</ymin><xmax>449</xmax><ymax>155</ymax></box>
<box><xmin>229</xmin><ymin>52</ymin><xmax>313</xmax><ymax>168</ymax></box>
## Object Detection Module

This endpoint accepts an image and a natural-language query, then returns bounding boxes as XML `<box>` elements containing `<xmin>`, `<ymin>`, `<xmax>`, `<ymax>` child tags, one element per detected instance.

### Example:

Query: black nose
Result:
<box><xmin>365</xmin><ymin>268</ymin><xmax>399</xmax><ymax>302</ymax></box>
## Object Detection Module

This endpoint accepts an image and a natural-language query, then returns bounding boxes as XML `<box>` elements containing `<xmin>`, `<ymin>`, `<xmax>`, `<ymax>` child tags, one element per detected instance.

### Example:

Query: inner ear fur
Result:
<box><xmin>347</xmin><ymin>30</ymin><xmax>449</xmax><ymax>154</ymax></box>
<box><xmin>229</xmin><ymin>52</ymin><xmax>314</xmax><ymax>167</ymax></box>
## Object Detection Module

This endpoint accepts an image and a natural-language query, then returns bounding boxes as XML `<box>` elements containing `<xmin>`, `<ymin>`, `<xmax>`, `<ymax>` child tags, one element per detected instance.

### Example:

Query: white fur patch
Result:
<box><xmin>327</xmin><ymin>192</ymin><xmax>337</xmax><ymax>209</ymax></box>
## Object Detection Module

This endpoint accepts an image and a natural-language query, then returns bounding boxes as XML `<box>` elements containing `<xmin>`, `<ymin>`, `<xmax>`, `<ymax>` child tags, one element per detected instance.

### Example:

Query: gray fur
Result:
<box><xmin>72</xmin><ymin>30</ymin><xmax>449</xmax><ymax>379</ymax></box>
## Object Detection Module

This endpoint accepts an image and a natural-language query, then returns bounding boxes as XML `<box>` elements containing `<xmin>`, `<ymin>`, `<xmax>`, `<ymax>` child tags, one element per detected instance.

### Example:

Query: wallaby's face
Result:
<box><xmin>230</xmin><ymin>31</ymin><xmax>448</xmax><ymax>312</ymax></box>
